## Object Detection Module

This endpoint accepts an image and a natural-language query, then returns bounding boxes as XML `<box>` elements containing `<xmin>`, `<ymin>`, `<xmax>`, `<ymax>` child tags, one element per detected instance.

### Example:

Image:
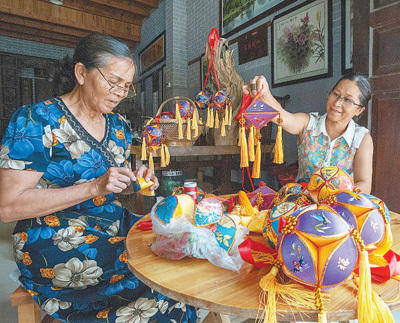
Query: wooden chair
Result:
<box><xmin>10</xmin><ymin>286</ymin><xmax>62</xmax><ymax>323</ymax></box>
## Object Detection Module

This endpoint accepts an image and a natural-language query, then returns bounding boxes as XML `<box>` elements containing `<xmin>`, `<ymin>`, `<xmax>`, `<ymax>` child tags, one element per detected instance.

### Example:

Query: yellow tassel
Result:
<box><xmin>357</xmin><ymin>249</ymin><xmax>374</xmax><ymax>323</ymax></box>
<box><xmin>221</xmin><ymin>117</ymin><xmax>226</xmax><ymax>136</ymax></box>
<box><xmin>149</xmin><ymin>151</ymin><xmax>154</xmax><ymax>171</ymax></box>
<box><xmin>238</xmin><ymin>126</ymin><xmax>243</xmax><ymax>146</ymax></box>
<box><xmin>260</xmin><ymin>264</ymin><xmax>319</xmax><ymax>323</ymax></box>
<box><xmin>164</xmin><ymin>145</ymin><xmax>170</xmax><ymax>165</ymax></box>
<box><xmin>240</xmin><ymin>127</ymin><xmax>249</xmax><ymax>168</ymax></box>
<box><xmin>238</xmin><ymin>190</ymin><xmax>256</xmax><ymax>217</ymax></box>
<box><xmin>214</xmin><ymin>110</ymin><xmax>219</xmax><ymax>129</ymax></box>
<box><xmin>192</xmin><ymin>109</ymin><xmax>199</xmax><ymax>137</ymax></box>
<box><xmin>224</xmin><ymin>106</ymin><xmax>229</xmax><ymax>125</ymax></box>
<box><xmin>318</xmin><ymin>313</ymin><xmax>327</xmax><ymax>323</ymax></box>
<box><xmin>209</xmin><ymin>107</ymin><xmax>214</xmax><ymax>128</ymax></box>
<box><xmin>248</xmin><ymin>126</ymin><xmax>255</xmax><ymax>162</ymax></box>
<box><xmin>252</xmin><ymin>137</ymin><xmax>261</xmax><ymax>178</ymax></box>
<box><xmin>371</xmin><ymin>288</ymin><xmax>395</xmax><ymax>323</ymax></box>
<box><xmin>315</xmin><ymin>288</ymin><xmax>327</xmax><ymax>323</ymax></box>
<box><xmin>160</xmin><ymin>145</ymin><xmax>166</xmax><ymax>168</ymax></box>
<box><xmin>186</xmin><ymin>118</ymin><xmax>192</xmax><ymax>140</ymax></box>
<box><xmin>273</xmin><ymin>117</ymin><xmax>284</xmax><ymax>164</ymax></box>
<box><xmin>228</xmin><ymin>103</ymin><xmax>232</xmax><ymax>126</ymax></box>
<box><xmin>176</xmin><ymin>102</ymin><xmax>183</xmax><ymax>139</ymax></box>
<box><xmin>250</xmin><ymin>250</ymin><xmax>276</xmax><ymax>265</ymax></box>
<box><xmin>141</xmin><ymin>138</ymin><xmax>147</xmax><ymax>161</ymax></box>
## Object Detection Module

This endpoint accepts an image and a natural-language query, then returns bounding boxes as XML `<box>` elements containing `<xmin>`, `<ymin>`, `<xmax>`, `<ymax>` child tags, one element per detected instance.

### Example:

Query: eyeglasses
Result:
<box><xmin>330</xmin><ymin>91</ymin><xmax>363</xmax><ymax>108</ymax></box>
<box><xmin>96</xmin><ymin>67</ymin><xmax>136</xmax><ymax>97</ymax></box>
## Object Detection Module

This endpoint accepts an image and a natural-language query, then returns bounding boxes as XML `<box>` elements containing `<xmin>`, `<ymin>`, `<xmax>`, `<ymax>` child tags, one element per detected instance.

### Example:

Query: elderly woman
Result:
<box><xmin>246</xmin><ymin>74</ymin><xmax>373</xmax><ymax>193</ymax></box>
<box><xmin>0</xmin><ymin>33</ymin><xmax>197</xmax><ymax>322</ymax></box>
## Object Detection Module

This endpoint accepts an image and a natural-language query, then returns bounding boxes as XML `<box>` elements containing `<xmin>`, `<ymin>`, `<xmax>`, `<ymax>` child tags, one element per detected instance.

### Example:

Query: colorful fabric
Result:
<box><xmin>297</xmin><ymin>113</ymin><xmax>369</xmax><ymax>182</ymax></box>
<box><xmin>1</xmin><ymin>98</ymin><xmax>197</xmax><ymax>322</ymax></box>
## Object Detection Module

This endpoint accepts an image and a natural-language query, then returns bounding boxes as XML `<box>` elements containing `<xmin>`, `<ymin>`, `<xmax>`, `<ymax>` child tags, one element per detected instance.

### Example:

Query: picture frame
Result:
<box><xmin>139</xmin><ymin>32</ymin><xmax>165</xmax><ymax>74</ymax></box>
<box><xmin>237</xmin><ymin>23</ymin><xmax>269</xmax><ymax>65</ymax></box>
<box><xmin>271</xmin><ymin>0</ymin><xmax>332</xmax><ymax>88</ymax></box>
<box><xmin>341</xmin><ymin>0</ymin><xmax>353</xmax><ymax>74</ymax></box>
<box><xmin>220</xmin><ymin>0</ymin><xmax>292</xmax><ymax>38</ymax></box>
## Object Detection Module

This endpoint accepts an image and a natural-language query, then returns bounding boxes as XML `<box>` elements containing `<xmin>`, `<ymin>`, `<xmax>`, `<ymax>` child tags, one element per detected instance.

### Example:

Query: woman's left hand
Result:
<box><xmin>134</xmin><ymin>165</ymin><xmax>159</xmax><ymax>190</ymax></box>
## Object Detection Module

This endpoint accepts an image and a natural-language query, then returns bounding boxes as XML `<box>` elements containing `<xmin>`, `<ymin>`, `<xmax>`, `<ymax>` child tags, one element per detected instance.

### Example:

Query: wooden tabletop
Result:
<box><xmin>126</xmin><ymin>212</ymin><xmax>400</xmax><ymax>321</ymax></box>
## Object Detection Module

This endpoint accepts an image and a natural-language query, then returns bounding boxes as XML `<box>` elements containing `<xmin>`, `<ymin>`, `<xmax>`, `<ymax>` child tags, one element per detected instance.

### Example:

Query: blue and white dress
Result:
<box><xmin>0</xmin><ymin>98</ymin><xmax>197</xmax><ymax>322</ymax></box>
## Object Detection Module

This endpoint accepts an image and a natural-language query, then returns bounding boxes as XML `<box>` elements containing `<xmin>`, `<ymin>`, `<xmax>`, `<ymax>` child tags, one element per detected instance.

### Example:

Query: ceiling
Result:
<box><xmin>0</xmin><ymin>0</ymin><xmax>160</xmax><ymax>49</ymax></box>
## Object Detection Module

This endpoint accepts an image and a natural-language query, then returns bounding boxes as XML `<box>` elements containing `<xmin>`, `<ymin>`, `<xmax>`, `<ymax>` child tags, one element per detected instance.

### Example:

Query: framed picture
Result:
<box><xmin>139</xmin><ymin>32</ymin><xmax>165</xmax><ymax>74</ymax></box>
<box><xmin>341</xmin><ymin>0</ymin><xmax>353</xmax><ymax>74</ymax></box>
<box><xmin>271</xmin><ymin>0</ymin><xmax>332</xmax><ymax>87</ymax></box>
<box><xmin>220</xmin><ymin>0</ymin><xmax>292</xmax><ymax>38</ymax></box>
<box><xmin>238</xmin><ymin>23</ymin><xmax>269</xmax><ymax>65</ymax></box>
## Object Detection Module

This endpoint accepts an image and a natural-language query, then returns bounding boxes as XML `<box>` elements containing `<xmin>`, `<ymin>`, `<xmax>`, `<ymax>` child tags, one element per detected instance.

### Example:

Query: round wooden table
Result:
<box><xmin>126</xmin><ymin>212</ymin><xmax>400</xmax><ymax>322</ymax></box>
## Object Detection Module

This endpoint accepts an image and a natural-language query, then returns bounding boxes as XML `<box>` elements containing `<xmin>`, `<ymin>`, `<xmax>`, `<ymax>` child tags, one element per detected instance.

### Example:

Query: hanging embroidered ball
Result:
<box><xmin>159</xmin><ymin>112</ymin><xmax>174</xmax><ymax>119</ymax></box>
<box><xmin>143</xmin><ymin>123</ymin><xmax>165</xmax><ymax>147</ymax></box>
<box><xmin>307</xmin><ymin>166</ymin><xmax>354</xmax><ymax>203</ymax></box>
<box><xmin>177</xmin><ymin>100</ymin><xmax>194</xmax><ymax>119</ymax></box>
<box><xmin>194</xmin><ymin>90</ymin><xmax>211</xmax><ymax>110</ymax></box>
<box><xmin>278</xmin><ymin>204</ymin><xmax>358</xmax><ymax>291</ymax></box>
<box><xmin>212</xmin><ymin>90</ymin><xmax>230</xmax><ymax>110</ymax></box>
<box><xmin>322</xmin><ymin>190</ymin><xmax>392</xmax><ymax>254</ymax></box>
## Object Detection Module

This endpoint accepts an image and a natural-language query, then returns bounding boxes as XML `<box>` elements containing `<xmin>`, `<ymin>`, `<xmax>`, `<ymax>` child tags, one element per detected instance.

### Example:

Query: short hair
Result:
<box><xmin>331</xmin><ymin>73</ymin><xmax>371</xmax><ymax>107</ymax></box>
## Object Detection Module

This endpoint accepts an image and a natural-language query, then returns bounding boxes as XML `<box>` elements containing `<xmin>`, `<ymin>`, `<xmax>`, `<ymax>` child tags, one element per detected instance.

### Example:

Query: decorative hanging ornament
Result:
<box><xmin>141</xmin><ymin>121</ymin><xmax>170</xmax><ymax>170</ymax></box>
<box><xmin>235</xmin><ymin>87</ymin><xmax>280</xmax><ymax>178</ymax></box>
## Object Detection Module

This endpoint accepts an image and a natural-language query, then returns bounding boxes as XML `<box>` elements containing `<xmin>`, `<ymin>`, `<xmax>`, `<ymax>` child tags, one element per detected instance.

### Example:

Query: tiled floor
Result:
<box><xmin>1</xmin><ymin>235</ymin><xmax>399</xmax><ymax>323</ymax></box>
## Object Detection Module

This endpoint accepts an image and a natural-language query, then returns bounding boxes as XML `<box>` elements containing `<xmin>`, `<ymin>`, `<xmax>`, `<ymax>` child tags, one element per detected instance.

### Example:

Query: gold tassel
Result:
<box><xmin>176</xmin><ymin>102</ymin><xmax>183</xmax><ymax>139</ymax></box>
<box><xmin>192</xmin><ymin>108</ymin><xmax>199</xmax><ymax>137</ymax></box>
<box><xmin>273</xmin><ymin>117</ymin><xmax>284</xmax><ymax>164</ymax></box>
<box><xmin>224</xmin><ymin>106</ymin><xmax>229</xmax><ymax>125</ymax></box>
<box><xmin>214</xmin><ymin>110</ymin><xmax>219</xmax><ymax>129</ymax></box>
<box><xmin>315</xmin><ymin>288</ymin><xmax>327</xmax><ymax>323</ymax></box>
<box><xmin>239</xmin><ymin>118</ymin><xmax>249</xmax><ymax>168</ymax></box>
<box><xmin>238</xmin><ymin>190</ymin><xmax>256</xmax><ymax>217</ymax></box>
<box><xmin>186</xmin><ymin>118</ymin><xmax>192</xmax><ymax>140</ymax></box>
<box><xmin>248</xmin><ymin>126</ymin><xmax>255</xmax><ymax>162</ymax></box>
<box><xmin>164</xmin><ymin>145</ymin><xmax>170</xmax><ymax>166</ymax></box>
<box><xmin>149</xmin><ymin>151</ymin><xmax>154</xmax><ymax>171</ymax></box>
<box><xmin>209</xmin><ymin>107</ymin><xmax>214</xmax><ymax>128</ymax></box>
<box><xmin>260</xmin><ymin>262</ymin><xmax>319</xmax><ymax>323</ymax></box>
<box><xmin>252</xmin><ymin>135</ymin><xmax>261</xmax><ymax>178</ymax></box>
<box><xmin>160</xmin><ymin>145</ymin><xmax>166</xmax><ymax>168</ymax></box>
<box><xmin>141</xmin><ymin>138</ymin><xmax>147</xmax><ymax>161</ymax></box>
<box><xmin>238</xmin><ymin>126</ymin><xmax>243</xmax><ymax>147</ymax></box>
<box><xmin>221</xmin><ymin>116</ymin><xmax>226</xmax><ymax>136</ymax></box>
<box><xmin>371</xmin><ymin>288</ymin><xmax>395</xmax><ymax>323</ymax></box>
<box><xmin>228</xmin><ymin>103</ymin><xmax>232</xmax><ymax>126</ymax></box>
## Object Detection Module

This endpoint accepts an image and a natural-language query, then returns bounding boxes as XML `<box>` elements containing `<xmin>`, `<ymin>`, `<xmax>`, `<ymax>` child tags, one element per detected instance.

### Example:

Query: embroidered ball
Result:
<box><xmin>278</xmin><ymin>204</ymin><xmax>358</xmax><ymax>290</ymax></box>
<box><xmin>212</xmin><ymin>90</ymin><xmax>230</xmax><ymax>110</ymax></box>
<box><xmin>307</xmin><ymin>166</ymin><xmax>354</xmax><ymax>203</ymax></box>
<box><xmin>194</xmin><ymin>90</ymin><xmax>211</xmax><ymax>110</ymax></box>
<box><xmin>177</xmin><ymin>100</ymin><xmax>194</xmax><ymax>119</ymax></box>
<box><xmin>142</xmin><ymin>124</ymin><xmax>165</xmax><ymax>147</ymax></box>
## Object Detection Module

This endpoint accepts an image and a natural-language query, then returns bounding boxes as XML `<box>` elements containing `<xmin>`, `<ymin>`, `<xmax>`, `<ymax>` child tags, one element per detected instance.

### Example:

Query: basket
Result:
<box><xmin>156</xmin><ymin>96</ymin><xmax>204</xmax><ymax>146</ymax></box>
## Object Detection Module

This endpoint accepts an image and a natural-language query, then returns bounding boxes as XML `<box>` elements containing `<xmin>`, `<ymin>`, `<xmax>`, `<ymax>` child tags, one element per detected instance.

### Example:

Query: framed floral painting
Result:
<box><xmin>271</xmin><ymin>0</ymin><xmax>332</xmax><ymax>87</ymax></box>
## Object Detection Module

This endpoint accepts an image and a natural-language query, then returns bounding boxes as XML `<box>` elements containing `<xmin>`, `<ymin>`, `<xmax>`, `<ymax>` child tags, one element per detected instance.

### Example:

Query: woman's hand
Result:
<box><xmin>244</xmin><ymin>75</ymin><xmax>282</xmax><ymax>112</ymax></box>
<box><xmin>134</xmin><ymin>165</ymin><xmax>159</xmax><ymax>191</ymax></box>
<box><xmin>93</xmin><ymin>167</ymin><xmax>136</xmax><ymax>195</ymax></box>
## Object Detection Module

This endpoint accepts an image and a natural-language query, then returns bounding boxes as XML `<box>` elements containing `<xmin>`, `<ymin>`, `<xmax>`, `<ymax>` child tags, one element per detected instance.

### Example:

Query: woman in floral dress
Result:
<box><xmin>0</xmin><ymin>33</ymin><xmax>197</xmax><ymax>323</ymax></box>
<box><xmin>246</xmin><ymin>74</ymin><xmax>373</xmax><ymax>194</ymax></box>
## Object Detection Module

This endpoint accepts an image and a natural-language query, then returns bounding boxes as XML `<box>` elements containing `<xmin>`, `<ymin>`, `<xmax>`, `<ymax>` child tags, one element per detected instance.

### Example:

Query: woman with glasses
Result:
<box><xmin>246</xmin><ymin>73</ymin><xmax>373</xmax><ymax>193</ymax></box>
<box><xmin>0</xmin><ymin>33</ymin><xmax>197</xmax><ymax>322</ymax></box>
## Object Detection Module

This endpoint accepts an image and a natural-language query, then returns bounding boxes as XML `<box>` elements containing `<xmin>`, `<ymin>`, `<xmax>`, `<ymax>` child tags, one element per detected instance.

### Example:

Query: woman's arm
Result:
<box><xmin>353</xmin><ymin>133</ymin><xmax>373</xmax><ymax>194</ymax></box>
<box><xmin>0</xmin><ymin>166</ymin><xmax>136</xmax><ymax>223</ymax></box>
<box><xmin>246</xmin><ymin>75</ymin><xmax>310</xmax><ymax>135</ymax></box>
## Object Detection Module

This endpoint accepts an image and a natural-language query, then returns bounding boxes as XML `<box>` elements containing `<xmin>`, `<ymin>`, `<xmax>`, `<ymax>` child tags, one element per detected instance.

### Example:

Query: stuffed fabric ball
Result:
<box><xmin>212</xmin><ymin>90</ymin><xmax>230</xmax><ymax>110</ymax></box>
<box><xmin>177</xmin><ymin>100</ymin><xmax>194</xmax><ymax>119</ymax></box>
<box><xmin>307</xmin><ymin>166</ymin><xmax>354</xmax><ymax>203</ymax></box>
<box><xmin>143</xmin><ymin>124</ymin><xmax>165</xmax><ymax>147</ymax></box>
<box><xmin>194</xmin><ymin>90</ymin><xmax>211</xmax><ymax>110</ymax></box>
<box><xmin>278</xmin><ymin>204</ymin><xmax>358</xmax><ymax>290</ymax></box>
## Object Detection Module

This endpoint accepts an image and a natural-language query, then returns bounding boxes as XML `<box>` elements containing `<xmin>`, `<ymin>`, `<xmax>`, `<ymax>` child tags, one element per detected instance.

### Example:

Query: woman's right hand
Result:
<box><xmin>244</xmin><ymin>75</ymin><xmax>282</xmax><ymax>112</ymax></box>
<box><xmin>93</xmin><ymin>167</ymin><xmax>136</xmax><ymax>195</ymax></box>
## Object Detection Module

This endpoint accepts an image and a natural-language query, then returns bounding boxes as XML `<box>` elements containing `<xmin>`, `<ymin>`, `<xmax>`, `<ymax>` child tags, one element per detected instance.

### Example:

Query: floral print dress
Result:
<box><xmin>0</xmin><ymin>98</ymin><xmax>197</xmax><ymax>323</ymax></box>
<box><xmin>297</xmin><ymin>112</ymin><xmax>369</xmax><ymax>182</ymax></box>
